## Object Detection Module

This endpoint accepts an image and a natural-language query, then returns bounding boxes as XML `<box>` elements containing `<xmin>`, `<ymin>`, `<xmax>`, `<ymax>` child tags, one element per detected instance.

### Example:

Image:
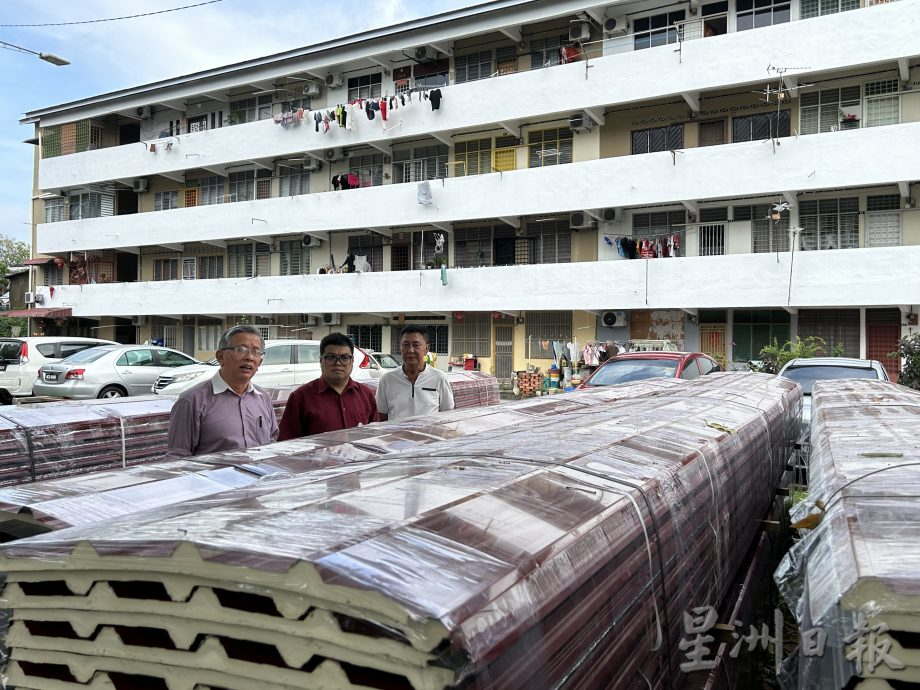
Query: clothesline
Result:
<box><xmin>605</xmin><ymin>234</ymin><xmax>682</xmax><ymax>259</ymax></box>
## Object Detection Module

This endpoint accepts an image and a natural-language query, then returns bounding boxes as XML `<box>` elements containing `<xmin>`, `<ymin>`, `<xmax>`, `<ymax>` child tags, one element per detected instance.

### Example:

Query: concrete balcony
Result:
<box><xmin>37</xmin><ymin>122</ymin><xmax>920</xmax><ymax>254</ymax></box>
<box><xmin>37</xmin><ymin>1</ymin><xmax>920</xmax><ymax>192</ymax></box>
<box><xmin>36</xmin><ymin>244</ymin><xmax>920</xmax><ymax>318</ymax></box>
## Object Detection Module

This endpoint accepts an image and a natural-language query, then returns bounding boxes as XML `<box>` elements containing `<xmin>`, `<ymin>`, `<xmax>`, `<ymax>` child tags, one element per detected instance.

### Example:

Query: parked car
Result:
<box><xmin>778</xmin><ymin>357</ymin><xmax>890</xmax><ymax>432</ymax></box>
<box><xmin>578</xmin><ymin>351</ymin><xmax>722</xmax><ymax>388</ymax></box>
<box><xmin>152</xmin><ymin>339</ymin><xmax>379</xmax><ymax>395</ymax></box>
<box><xmin>0</xmin><ymin>336</ymin><xmax>119</xmax><ymax>398</ymax></box>
<box><xmin>368</xmin><ymin>352</ymin><xmax>401</xmax><ymax>377</ymax></box>
<box><xmin>33</xmin><ymin>345</ymin><xmax>199</xmax><ymax>399</ymax></box>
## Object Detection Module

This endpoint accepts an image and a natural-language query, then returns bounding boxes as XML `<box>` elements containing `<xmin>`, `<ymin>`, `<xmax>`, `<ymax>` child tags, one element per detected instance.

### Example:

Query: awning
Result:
<box><xmin>3</xmin><ymin>307</ymin><xmax>72</xmax><ymax>318</ymax></box>
<box><xmin>23</xmin><ymin>257</ymin><xmax>55</xmax><ymax>265</ymax></box>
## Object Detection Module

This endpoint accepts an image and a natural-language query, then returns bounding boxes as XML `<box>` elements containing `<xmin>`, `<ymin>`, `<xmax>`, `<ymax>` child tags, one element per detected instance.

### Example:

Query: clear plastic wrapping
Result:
<box><xmin>776</xmin><ymin>379</ymin><xmax>920</xmax><ymax>689</ymax></box>
<box><xmin>0</xmin><ymin>373</ymin><xmax>799</xmax><ymax>690</ymax></box>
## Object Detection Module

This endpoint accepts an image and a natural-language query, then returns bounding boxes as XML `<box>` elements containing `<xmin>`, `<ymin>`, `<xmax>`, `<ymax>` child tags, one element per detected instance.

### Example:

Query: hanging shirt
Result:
<box><xmin>429</xmin><ymin>89</ymin><xmax>442</xmax><ymax>110</ymax></box>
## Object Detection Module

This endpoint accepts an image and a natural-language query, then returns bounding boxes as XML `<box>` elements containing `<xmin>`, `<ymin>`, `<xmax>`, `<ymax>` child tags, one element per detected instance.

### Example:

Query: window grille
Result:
<box><xmin>633</xmin><ymin>10</ymin><xmax>686</xmax><ymax>49</ymax></box>
<box><xmin>865</xmin><ymin>79</ymin><xmax>900</xmax><ymax>128</ymax></box>
<box><xmin>799</xmin><ymin>197</ymin><xmax>859</xmax><ymax>251</ymax></box>
<box><xmin>44</xmin><ymin>263</ymin><xmax>63</xmax><ymax>286</ymax></box>
<box><xmin>454</xmin><ymin>139</ymin><xmax>492</xmax><ymax>176</ymax></box>
<box><xmin>526</xmin><ymin>311</ymin><xmax>573</xmax><ymax>358</ymax></box>
<box><xmin>530</xmin><ymin>35</ymin><xmax>567</xmax><ymax>69</ymax></box>
<box><xmin>348</xmin><ymin>153</ymin><xmax>384</xmax><ymax>187</ymax></box>
<box><xmin>348</xmin><ymin>235</ymin><xmax>384</xmax><ymax>272</ymax></box>
<box><xmin>198</xmin><ymin>176</ymin><xmax>225</xmax><ymax>206</ymax></box>
<box><xmin>631</xmin><ymin>125</ymin><xmax>684</xmax><ymax>154</ymax></box>
<box><xmin>347</xmin><ymin>325</ymin><xmax>382</xmax><ymax>352</ymax></box>
<box><xmin>454</xmin><ymin>226</ymin><xmax>494</xmax><ymax>267</ymax></box>
<box><xmin>197</xmin><ymin>255</ymin><xmax>223</xmax><ymax>279</ymax></box>
<box><xmin>151</xmin><ymin>324</ymin><xmax>179</xmax><ymax>349</ymax></box>
<box><xmin>698</xmin><ymin>223</ymin><xmax>726</xmax><ymax>256</ymax></box>
<box><xmin>279</xmin><ymin>240</ymin><xmax>311</xmax><ymax>276</ymax></box>
<box><xmin>86</xmin><ymin>251</ymin><xmax>115</xmax><ymax>283</ymax></box>
<box><xmin>455</xmin><ymin>51</ymin><xmax>493</xmax><ymax>83</ymax></box>
<box><xmin>867</xmin><ymin>194</ymin><xmax>901</xmax><ymax>212</ymax></box>
<box><xmin>228</xmin><ymin>171</ymin><xmax>255</xmax><ymax>201</ymax></box>
<box><xmin>451</xmin><ymin>312</ymin><xmax>491</xmax><ymax>357</ymax></box>
<box><xmin>496</xmin><ymin>45</ymin><xmax>518</xmax><ymax>75</ymax></box>
<box><xmin>752</xmin><ymin>214</ymin><xmax>790</xmax><ymax>253</ymax></box>
<box><xmin>516</xmin><ymin>219</ymin><xmax>572</xmax><ymax>264</ymax></box>
<box><xmin>528</xmin><ymin>128</ymin><xmax>573</xmax><ymax>167</ymax></box>
<box><xmin>69</xmin><ymin>192</ymin><xmax>103</xmax><ymax>220</ymax></box>
<box><xmin>391</xmin><ymin>324</ymin><xmax>448</xmax><ymax>355</ymax></box>
<box><xmin>632</xmin><ymin>210</ymin><xmax>687</xmax><ymax>240</ymax></box>
<box><xmin>44</xmin><ymin>197</ymin><xmax>67</xmax><ymax>223</ymax></box>
<box><xmin>227</xmin><ymin>242</ymin><xmax>270</xmax><ymax>277</ymax></box>
<box><xmin>183</xmin><ymin>188</ymin><xmax>199</xmax><ymax>208</ymax></box>
<box><xmin>800</xmin><ymin>0</ymin><xmax>858</xmax><ymax>19</ymax></box>
<box><xmin>800</xmin><ymin>87</ymin><xmax>860</xmax><ymax>134</ymax></box>
<box><xmin>154</xmin><ymin>191</ymin><xmax>179</xmax><ymax>211</ymax></box>
<box><xmin>732</xmin><ymin>111</ymin><xmax>790</xmax><ymax>141</ymax></box>
<box><xmin>394</xmin><ymin>144</ymin><xmax>449</xmax><ymax>182</ymax></box>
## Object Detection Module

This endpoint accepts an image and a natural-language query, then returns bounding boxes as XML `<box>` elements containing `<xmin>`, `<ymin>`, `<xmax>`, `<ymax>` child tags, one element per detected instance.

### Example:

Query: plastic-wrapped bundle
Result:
<box><xmin>0</xmin><ymin>373</ymin><xmax>799</xmax><ymax>690</ymax></box>
<box><xmin>776</xmin><ymin>379</ymin><xmax>920</xmax><ymax>689</ymax></box>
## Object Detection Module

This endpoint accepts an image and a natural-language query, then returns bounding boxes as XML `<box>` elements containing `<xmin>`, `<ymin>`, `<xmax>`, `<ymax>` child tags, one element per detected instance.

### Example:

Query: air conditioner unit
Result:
<box><xmin>302</xmin><ymin>158</ymin><xmax>323</xmax><ymax>173</ymax></box>
<box><xmin>414</xmin><ymin>46</ymin><xmax>437</xmax><ymax>62</ymax></box>
<box><xmin>324</xmin><ymin>147</ymin><xmax>344</xmax><ymax>162</ymax></box>
<box><xmin>33</xmin><ymin>293</ymin><xmax>45</xmax><ymax>304</ymax></box>
<box><xmin>322</xmin><ymin>312</ymin><xmax>341</xmax><ymax>326</ymax></box>
<box><xmin>303</xmin><ymin>82</ymin><xmax>323</xmax><ymax>97</ymax></box>
<box><xmin>569</xmin><ymin>111</ymin><xmax>593</xmax><ymax>133</ymax></box>
<box><xmin>601</xmin><ymin>207</ymin><xmax>618</xmax><ymax>222</ymax></box>
<box><xmin>132</xmin><ymin>315</ymin><xmax>147</xmax><ymax>326</ymax></box>
<box><xmin>135</xmin><ymin>105</ymin><xmax>153</xmax><ymax>120</ymax></box>
<box><xmin>570</xmin><ymin>211</ymin><xmax>593</xmax><ymax>229</ymax></box>
<box><xmin>301</xmin><ymin>314</ymin><xmax>318</xmax><ymax>326</ymax></box>
<box><xmin>603</xmin><ymin>16</ymin><xmax>630</xmax><ymax>37</ymax></box>
<box><xmin>132</xmin><ymin>178</ymin><xmax>149</xmax><ymax>193</ymax></box>
<box><xmin>602</xmin><ymin>310</ymin><xmax>627</xmax><ymax>327</ymax></box>
<box><xmin>569</xmin><ymin>22</ymin><xmax>591</xmax><ymax>42</ymax></box>
<box><xmin>325</xmin><ymin>73</ymin><xmax>343</xmax><ymax>88</ymax></box>
<box><xmin>302</xmin><ymin>234</ymin><xmax>323</xmax><ymax>247</ymax></box>
<box><xmin>24</xmin><ymin>291</ymin><xmax>35</xmax><ymax>305</ymax></box>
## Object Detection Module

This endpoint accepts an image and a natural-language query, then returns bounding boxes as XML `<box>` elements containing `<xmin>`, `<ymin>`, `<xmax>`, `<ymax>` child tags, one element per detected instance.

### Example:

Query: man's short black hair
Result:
<box><xmin>399</xmin><ymin>324</ymin><xmax>429</xmax><ymax>343</ymax></box>
<box><xmin>320</xmin><ymin>332</ymin><xmax>354</xmax><ymax>354</ymax></box>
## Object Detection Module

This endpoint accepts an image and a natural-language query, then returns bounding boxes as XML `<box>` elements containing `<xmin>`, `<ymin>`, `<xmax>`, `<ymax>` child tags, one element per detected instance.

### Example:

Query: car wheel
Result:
<box><xmin>98</xmin><ymin>386</ymin><xmax>126</xmax><ymax>399</ymax></box>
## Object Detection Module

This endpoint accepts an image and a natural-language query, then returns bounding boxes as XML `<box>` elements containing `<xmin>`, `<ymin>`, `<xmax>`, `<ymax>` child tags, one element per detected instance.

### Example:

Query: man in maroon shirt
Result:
<box><xmin>277</xmin><ymin>332</ymin><xmax>378</xmax><ymax>440</ymax></box>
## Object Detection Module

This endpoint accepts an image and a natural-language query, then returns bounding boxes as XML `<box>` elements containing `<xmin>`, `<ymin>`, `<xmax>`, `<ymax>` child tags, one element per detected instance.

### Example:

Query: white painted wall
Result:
<box><xmin>36</xmin><ymin>122</ymin><xmax>920</xmax><ymax>254</ymax></box>
<box><xmin>37</xmin><ymin>1</ymin><xmax>919</xmax><ymax>192</ymax></box>
<box><xmin>37</xmin><ymin>245</ymin><xmax>920</xmax><ymax>318</ymax></box>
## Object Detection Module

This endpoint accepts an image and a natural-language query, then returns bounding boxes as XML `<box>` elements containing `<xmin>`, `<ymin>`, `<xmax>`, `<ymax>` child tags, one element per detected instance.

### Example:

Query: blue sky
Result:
<box><xmin>0</xmin><ymin>0</ymin><xmax>474</xmax><ymax>246</ymax></box>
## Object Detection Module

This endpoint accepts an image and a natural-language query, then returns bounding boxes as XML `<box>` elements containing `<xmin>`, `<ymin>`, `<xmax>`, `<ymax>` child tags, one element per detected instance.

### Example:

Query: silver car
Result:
<box><xmin>34</xmin><ymin>345</ymin><xmax>199</xmax><ymax>399</ymax></box>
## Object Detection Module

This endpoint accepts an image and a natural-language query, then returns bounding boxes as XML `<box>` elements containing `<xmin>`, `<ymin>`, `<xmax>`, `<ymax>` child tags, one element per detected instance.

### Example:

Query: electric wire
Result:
<box><xmin>0</xmin><ymin>1</ymin><xmax>223</xmax><ymax>28</ymax></box>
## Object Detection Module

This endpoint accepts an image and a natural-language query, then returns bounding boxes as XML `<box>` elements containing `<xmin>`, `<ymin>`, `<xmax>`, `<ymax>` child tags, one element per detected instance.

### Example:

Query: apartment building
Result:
<box><xmin>18</xmin><ymin>0</ymin><xmax>920</xmax><ymax>381</ymax></box>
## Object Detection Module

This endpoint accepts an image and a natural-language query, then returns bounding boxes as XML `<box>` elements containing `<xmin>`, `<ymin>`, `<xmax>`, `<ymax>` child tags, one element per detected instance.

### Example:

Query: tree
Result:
<box><xmin>750</xmin><ymin>336</ymin><xmax>843</xmax><ymax>374</ymax></box>
<box><xmin>0</xmin><ymin>234</ymin><xmax>31</xmax><ymax>337</ymax></box>
<box><xmin>895</xmin><ymin>333</ymin><xmax>920</xmax><ymax>391</ymax></box>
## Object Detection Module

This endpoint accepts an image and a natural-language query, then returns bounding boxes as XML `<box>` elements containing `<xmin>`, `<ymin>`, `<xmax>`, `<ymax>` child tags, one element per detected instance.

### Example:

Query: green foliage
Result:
<box><xmin>750</xmin><ymin>336</ymin><xmax>839</xmax><ymax>374</ymax></box>
<box><xmin>895</xmin><ymin>333</ymin><xmax>920</xmax><ymax>391</ymax></box>
<box><xmin>0</xmin><ymin>234</ymin><xmax>29</xmax><ymax>295</ymax></box>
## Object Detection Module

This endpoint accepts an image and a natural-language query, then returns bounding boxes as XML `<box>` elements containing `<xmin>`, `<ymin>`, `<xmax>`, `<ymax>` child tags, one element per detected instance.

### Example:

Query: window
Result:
<box><xmin>735</xmin><ymin>204</ymin><xmax>791</xmax><ymax>253</ymax></box>
<box><xmin>198</xmin><ymin>323</ymin><xmax>221</xmax><ymax>352</ymax></box>
<box><xmin>732</xmin><ymin>111</ymin><xmax>790</xmax><ymax>142</ymax></box>
<box><xmin>198</xmin><ymin>255</ymin><xmax>223</xmax><ymax>280</ymax></box>
<box><xmin>530</xmin><ymin>35</ymin><xmax>566</xmax><ymax>69</ymax></box>
<box><xmin>154</xmin><ymin>191</ymin><xmax>178</xmax><ymax>211</ymax></box>
<box><xmin>800</xmin><ymin>87</ymin><xmax>860</xmax><ymax>135</ymax></box>
<box><xmin>414</xmin><ymin>71</ymin><xmax>448</xmax><ymax>89</ymax></box>
<box><xmin>44</xmin><ymin>197</ymin><xmax>67</xmax><ymax>223</ymax></box>
<box><xmin>44</xmin><ymin>263</ymin><xmax>63</xmax><ymax>286</ymax></box>
<box><xmin>454</xmin><ymin>226</ymin><xmax>494</xmax><ymax>267</ymax></box>
<box><xmin>631</xmin><ymin>125</ymin><xmax>683</xmax><ymax>154</ymax></box>
<box><xmin>279</xmin><ymin>240</ymin><xmax>311</xmax><ymax>276</ymax></box>
<box><xmin>517</xmin><ymin>219</ymin><xmax>572</xmax><ymax>264</ymax></box>
<box><xmin>389</xmin><ymin>323</ymin><xmax>448</xmax><ymax>355</ymax></box>
<box><xmin>228</xmin><ymin>171</ymin><xmax>255</xmax><ymax>201</ymax></box>
<box><xmin>227</xmin><ymin>242</ymin><xmax>270</xmax><ymax>278</ymax></box>
<box><xmin>118</xmin><ymin>349</ymin><xmax>156</xmax><ymax>367</ymax></box>
<box><xmin>455</xmin><ymin>51</ymin><xmax>493</xmax><ymax>83</ymax></box>
<box><xmin>634</xmin><ymin>10</ymin><xmax>686</xmax><ymax>49</ymax></box>
<box><xmin>348</xmin><ymin>73</ymin><xmax>382</xmax><ymax>100</ymax></box>
<box><xmin>263</xmin><ymin>344</ymin><xmax>292</xmax><ymax>366</ymax></box>
<box><xmin>451</xmin><ymin>313</ymin><xmax>491</xmax><ymax>357</ymax></box>
<box><xmin>348</xmin><ymin>234</ymin><xmax>384</xmax><ymax>272</ymax></box>
<box><xmin>454</xmin><ymin>139</ymin><xmax>492</xmax><ymax>176</ymax></box>
<box><xmin>182</xmin><ymin>257</ymin><xmax>196</xmax><ymax>280</ymax></box>
<box><xmin>528</xmin><ymin>128</ymin><xmax>573</xmax><ymax>167</ymax></box>
<box><xmin>279</xmin><ymin>164</ymin><xmax>310</xmax><ymax>196</ymax></box>
<box><xmin>229</xmin><ymin>95</ymin><xmax>273</xmax><ymax>124</ymax></box>
<box><xmin>158</xmin><ymin>350</ymin><xmax>195</xmax><ymax>367</ymax></box>
<box><xmin>153</xmin><ymin>258</ymin><xmax>179</xmax><ymax>281</ymax></box>
<box><xmin>69</xmin><ymin>192</ymin><xmax>102</xmax><ymax>220</ymax></box>
<box><xmin>394</xmin><ymin>144</ymin><xmax>449</xmax><ymax>182</ymax></box>
<box><xmin>348</xmin><ymin>325</ymin><xmax>382</xmax><ymax>352</ymax></box>
<box><xmin>736</xmin><ymin>0</ymin><xmax>790</xmax><ymax>30</ymax></box>
<box><xmin>348</xmin><ymin>153</ymin><xmax>384</xmax><ymax>187</ymax></box>
<box><xmin>184</xmin><ymin>188</ymin><xmax>199</xmax><ymax>208</ymax></box>
<box><xmin>496</xmin><ymin>45</ymin><xmax>518</xmax><ymax>75</ymax></box>
<box><xmin>198</xmin><ymin>176</ymin><xmax>225</xmax><ymax>206</ymax></box>
<box><xmin>800</xmin><ymin>0</ymin><xmax>858</xmax><ymax>18</ymax></box>
<box><xmin>526</xmin><ymin>311</ymin><xmax>573</xmax><ymax>358</ymax></box>
<box><xmin>732</xmin><ymin>310</ymin><xmax>790</xmax><ymax>362</ymax></box>
<box><xmin>632</xmin><ymin>210</ymin><xmax>687</xmax><ymax>245</ymax></box>
<box><xmin>297</xmin><ymin>344</ymin><xmax>321</xmax><ymax>364</ymax></box>
<box><xmin>799</xmin><ymin>197</ymin><xmax>859</xmax><ymax>251</ymax></box>
<box><xmin>865</xmin><ymin>79</ymin><xmax>900</xmax><ymax>128</ymax></box>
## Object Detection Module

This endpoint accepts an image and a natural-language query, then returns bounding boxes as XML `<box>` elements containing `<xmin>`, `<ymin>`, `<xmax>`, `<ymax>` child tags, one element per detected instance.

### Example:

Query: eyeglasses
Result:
<box><xmin>223</xmin><ymin>345</ymin><xmax>264</xmax><ymax>357</ymax></box>
<box><xmin>322</xmin><ymin>354</ymin><xmax>353</xmax><ymax>365</ymax></box>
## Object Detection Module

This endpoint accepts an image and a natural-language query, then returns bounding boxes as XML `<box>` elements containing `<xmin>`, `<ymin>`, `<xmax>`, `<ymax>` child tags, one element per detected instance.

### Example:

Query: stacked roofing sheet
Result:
<box><xmin>0</xmin><ymin>373</ymin><xmax>799</xmax><ymax>690</ymax></box>
<box><xmin>777</xmin><ymin>380</ymin><xmax>920</xmax><ymax>690</ymax></box>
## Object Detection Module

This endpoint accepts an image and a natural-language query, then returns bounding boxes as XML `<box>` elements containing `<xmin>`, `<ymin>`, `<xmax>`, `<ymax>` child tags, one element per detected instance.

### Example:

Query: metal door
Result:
<box><xmin>494</xmin><ymin>324</ymin><xmax>513</xmax><ymax>382</ymax></box>
<box><xmin>866</xmin><ymin>308</ymin><xmax>901</xmax><ymax>382</ymax></box>
<box><xmin>699</xmin><ymin>324</ymin><xmax>727</xmax><ymax>364</ymax></box>
<box><xmin>182</xmin><ymin>325</ymin><xmax>195</xmax><ymax>356</ymax></box>
<box><xmin>698</xmin><ymin>222</ymin><xmax>726</xmax><ymax>256</ymax></box>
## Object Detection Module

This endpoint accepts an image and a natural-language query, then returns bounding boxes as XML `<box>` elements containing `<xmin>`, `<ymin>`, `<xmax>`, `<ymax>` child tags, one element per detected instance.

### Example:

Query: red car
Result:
<box><xmin>578</xmin><ymin>351</ymin><xmax>722</xmax><ymax>388</ymax></box>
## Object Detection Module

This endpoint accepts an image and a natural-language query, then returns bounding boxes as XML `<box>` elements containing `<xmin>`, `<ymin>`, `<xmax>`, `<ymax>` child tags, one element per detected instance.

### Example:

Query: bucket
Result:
<box><xmin>464</xmin><ymin>357</ymin><xmax>477</xmax><ymax>370</ymax></box>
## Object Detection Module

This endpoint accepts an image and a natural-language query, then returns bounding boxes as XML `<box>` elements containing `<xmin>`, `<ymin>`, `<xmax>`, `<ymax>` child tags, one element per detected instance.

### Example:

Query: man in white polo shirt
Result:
<box><xmin>376</xmin><ymin>325</ymin><xmax>454</xmax><ymax>421</ymax></box>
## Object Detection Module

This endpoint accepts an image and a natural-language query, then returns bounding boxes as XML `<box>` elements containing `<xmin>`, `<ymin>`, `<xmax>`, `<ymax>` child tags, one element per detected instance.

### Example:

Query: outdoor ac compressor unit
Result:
<box><xmin>322</xmin><ymin>313</ymin><xmax>341</xmax><ymax>326</ymax></box>
<box><xmin>570</xmin><ymin>211</ymin><xmax>593</xmax><ymax>229</ymax></box>
<box><xmin>602</xmin><ymin>310</ymin><xmax>627</xmax><ymax>327</ymax></box>
<box><xmin>302</xmin><ymin>235</ymin><xmax>323</xmax><ymax>247</ymax></box>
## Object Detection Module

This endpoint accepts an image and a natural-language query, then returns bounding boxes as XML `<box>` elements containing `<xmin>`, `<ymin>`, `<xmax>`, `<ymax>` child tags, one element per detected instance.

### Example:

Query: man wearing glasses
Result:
<box><xmin>277</xmin><ymin>332</ymin><xmax>378</xmax><ymax>439</ymax></box>
<box><xmin>166</xmin><ymin>325</ymin><xmax>278</xmax><ymax>459</ymax></box>
<box><xmin>376</xmin><ymin>325</ymin><xmax>454</xmax><ymax>421</ymax></box>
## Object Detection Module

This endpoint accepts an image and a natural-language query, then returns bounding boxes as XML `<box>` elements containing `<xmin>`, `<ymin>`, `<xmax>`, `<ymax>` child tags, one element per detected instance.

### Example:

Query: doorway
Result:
<box><xmin>699</xmin><ymin>120</ymin><xmax>725</xmax><ymax>147</ymax></box>
<box><xmin>494</xmin><ymin>324</ymin><xmax>513</xmax><ymax>382</ymax></box>
<box><xmin>494</xmin><ymin>238</ymin><xmax>516</xmax><ymax>266</ymax></box>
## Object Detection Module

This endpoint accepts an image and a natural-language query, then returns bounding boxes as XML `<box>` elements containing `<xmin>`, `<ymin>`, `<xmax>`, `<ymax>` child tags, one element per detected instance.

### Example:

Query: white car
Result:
<box><xmin>152</xmin><ymin>339</ymin><xmax>379</xmax><ymax>395</ymax></box>
<box><xmin>0</xmin><ymin>336</ymin><xmax>119</xmax><ymax>398</ymax></box>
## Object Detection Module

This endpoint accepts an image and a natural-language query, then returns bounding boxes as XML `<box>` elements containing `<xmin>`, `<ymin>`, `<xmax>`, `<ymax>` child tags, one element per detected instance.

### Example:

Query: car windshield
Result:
<box><xmin>61</xmin><ymin>347</ymin><xmax>115</xmax><ymax>364</ymax></box>
<box><xmin>376</xmin><ymin>354</ymin><xmax>400</xmax><ymax>368</ymax></box>
<box><xmin>587</xmin><ymin>358</ymin><xmax>680</xmax><ymax>385</ymax></box>
<box><xmin>0</xmin><ymin>340</ymin><xmax>23</xmax><ymax>360</ymax></box>
<box><xmin>781</xmin><ymin>365</ymin><xmax>880</xmax><ymax>394</ymax></box>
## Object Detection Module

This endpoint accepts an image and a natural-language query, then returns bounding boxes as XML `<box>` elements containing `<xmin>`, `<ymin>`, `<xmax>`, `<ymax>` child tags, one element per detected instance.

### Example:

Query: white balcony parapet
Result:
<box><xmin>37</xmin><ymin>122</ymin><xmax>920</xmax><ymax>254</ymax></box>
<box><xmin>37</xmin><ymin>245</ymin><xmax>920</xmax><ymax>318</ymax></box>
<box><xmin>37</xmin><ymin>1</ymin><xmax>920</xmax><ymax>192</ymax></box>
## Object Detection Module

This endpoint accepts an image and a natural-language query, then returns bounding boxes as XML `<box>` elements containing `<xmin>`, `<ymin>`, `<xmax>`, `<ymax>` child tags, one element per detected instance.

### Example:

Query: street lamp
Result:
<box><xmin>0</xmin><ymin>40</ymin><xmax>70</xmax><ymax>66</ymax></box>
